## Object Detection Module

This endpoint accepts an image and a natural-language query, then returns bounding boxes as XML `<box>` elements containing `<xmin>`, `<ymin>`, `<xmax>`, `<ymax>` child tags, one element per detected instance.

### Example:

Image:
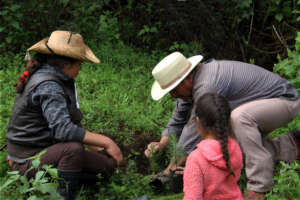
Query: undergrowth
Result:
<box><xmin>1</xmin><ymin>34</ymin><xmax>300</xmax><ymax>199</ymax></box>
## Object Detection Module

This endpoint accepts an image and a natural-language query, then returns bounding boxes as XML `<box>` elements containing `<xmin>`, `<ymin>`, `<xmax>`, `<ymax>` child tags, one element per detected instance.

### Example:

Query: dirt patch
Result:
<box><xmin>119</xmin><ymin>131</ymin><xmax>160</xmax><ymax>174</ymax></box>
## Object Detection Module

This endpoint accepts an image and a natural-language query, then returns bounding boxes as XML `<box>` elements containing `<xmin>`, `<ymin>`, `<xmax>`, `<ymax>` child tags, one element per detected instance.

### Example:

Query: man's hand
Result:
<box><xmin>144</xmin><ymin>142</ymin><xmax>162</xmax><ymax>158</ymax></box>
<box><xmin>144</xmin><ymin>136</ymin><xmax>170</xmax><ymax>158</ymax></box>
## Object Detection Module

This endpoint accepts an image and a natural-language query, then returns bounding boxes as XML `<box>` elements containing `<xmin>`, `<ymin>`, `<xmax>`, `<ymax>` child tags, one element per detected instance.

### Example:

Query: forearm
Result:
<box><xmin>159</xmin><ymin>136</ymin><xmax>170</xmax><ymax>148</ymax></box>
<box><xmin>162</xmin><ymin>98</ymin><xmax>193</xmax><ymax>137</ymax></box>
<box><xmin>83</xmin><ymin>131</ymin><xmax>114</xmax><ymax>148</ymax></box>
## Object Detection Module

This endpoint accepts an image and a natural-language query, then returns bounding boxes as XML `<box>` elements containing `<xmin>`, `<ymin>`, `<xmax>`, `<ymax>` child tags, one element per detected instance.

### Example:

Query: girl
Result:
<box><xmin>183</xmin><ymin>93</ymin><xmax>243</xmax><ymax>200</ymax></box>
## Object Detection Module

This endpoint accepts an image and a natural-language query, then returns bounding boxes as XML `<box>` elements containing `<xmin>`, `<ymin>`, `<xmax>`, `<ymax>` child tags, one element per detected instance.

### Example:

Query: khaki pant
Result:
<box><xmin>231</xmin><ymin>98</ymin><xmax>300</xmax><ymax>193</ymax></box>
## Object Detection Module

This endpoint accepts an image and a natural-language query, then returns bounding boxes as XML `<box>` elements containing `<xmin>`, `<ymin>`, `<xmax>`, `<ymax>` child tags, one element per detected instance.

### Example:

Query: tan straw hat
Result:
<box><xmin>151</xmin><ymin>52</ymin><xmax>203</xmax><ymax>100</ymax></box>
<box><xmin>27</xmin><ymin>30</ymin><xmax>100</xmax><ymax>63</ymax></box>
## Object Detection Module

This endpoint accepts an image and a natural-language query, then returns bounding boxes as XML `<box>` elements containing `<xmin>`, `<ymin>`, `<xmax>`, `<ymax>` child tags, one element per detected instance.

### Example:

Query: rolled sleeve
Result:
<box><xmin>32</xmin><ymin>81</ymin><xmax>86</xmax><ymax>142</ymax></box>
<box><xmin>162</xmin><ymin>98</ymin><xmax>193</xmax><ymax>138</ymax></box>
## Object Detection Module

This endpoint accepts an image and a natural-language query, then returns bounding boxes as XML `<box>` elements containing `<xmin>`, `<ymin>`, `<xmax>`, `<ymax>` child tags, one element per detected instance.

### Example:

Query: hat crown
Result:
<box><xmin>152</xmin><ymin>52</ymin><xmax>190</xmax><ymax>88</ymax></box>
<box><xmin>27</xmin><ymin>30</ymin><xmax>100</xmax><ymax>63</ymax></box>
<box><xmin>48</xmin><ymin>31</ymin><xmax>83</xmax><ymax>49</ymax></box>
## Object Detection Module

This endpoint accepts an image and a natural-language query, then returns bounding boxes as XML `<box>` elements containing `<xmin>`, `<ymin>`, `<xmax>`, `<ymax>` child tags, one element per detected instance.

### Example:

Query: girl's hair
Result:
<box><xmin>195</xmin><ymin>93</ymin><xmax>235</xmax><ymax>176</ymax></box>
<box><xmin>15</xmin><ymin>53</ymin><xmax>78</xmax><ymax>93</ymax></box>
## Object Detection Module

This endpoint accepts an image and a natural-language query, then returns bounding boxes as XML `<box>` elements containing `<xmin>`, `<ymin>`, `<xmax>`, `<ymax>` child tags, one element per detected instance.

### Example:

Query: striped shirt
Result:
<box><xmin>193</xmin><ymin>60</ymin><xmax>298</xmax><ymax>109</ymax></box>
<box><xmin>162</xmin><ymin>60</ymin><xmax>298</xmax><ymax>153</ymax></box>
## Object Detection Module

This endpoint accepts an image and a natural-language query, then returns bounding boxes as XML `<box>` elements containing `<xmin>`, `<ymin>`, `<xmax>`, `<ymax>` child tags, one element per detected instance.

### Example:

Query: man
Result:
<box><xmin>144</xmin><ymin>52</ymin><xmax>300</xmax><ymax>199</ymax></box>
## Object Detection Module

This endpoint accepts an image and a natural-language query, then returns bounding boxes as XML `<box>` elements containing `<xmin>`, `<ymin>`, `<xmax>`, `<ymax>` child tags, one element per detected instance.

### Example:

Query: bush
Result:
<box><xmin>274</xmin><ymin>32</ymin><xmax>300</xmax><ymax>90</ymax></box>
<box><xmin>266</xmin><ymin>161</ymin><xmax>300</xmax><ymax>199</ymax></box>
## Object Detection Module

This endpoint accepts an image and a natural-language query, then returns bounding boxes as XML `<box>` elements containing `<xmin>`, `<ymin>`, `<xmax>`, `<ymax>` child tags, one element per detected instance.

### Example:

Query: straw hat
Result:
<box><xmin>27</xmin><ymin>30</ymin><xmax>100</xmax><ymax>63</ymax></box>
<box><xmin>151</xmin><ymin>52</ymin><xmax>203</xmax><ymax>100</ymax></box>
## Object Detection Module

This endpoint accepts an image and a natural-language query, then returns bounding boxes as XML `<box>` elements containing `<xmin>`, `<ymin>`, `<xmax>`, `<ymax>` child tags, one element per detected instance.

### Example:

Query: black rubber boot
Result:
<box><xmin>292</xmin><ymin>129</ymin><xmax>300</xmax><ymax>141</ymax></box>
<box><xmin>169</xmin><ymin>170</ymin><xmax>183</xmax><ymax>193</ymax></box>
<box><xmin>57</xmin><ymin>170</ymin><xmax>81</xmax><ymax>200</ymax></box>
<box><xmin>291</xmin><ymin>129</ymin><xmax>300</xmax><ymax>159</ymax></box>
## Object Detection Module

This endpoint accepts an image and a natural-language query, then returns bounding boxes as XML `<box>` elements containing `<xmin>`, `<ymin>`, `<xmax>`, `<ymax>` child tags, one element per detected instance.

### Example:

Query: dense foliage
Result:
<box><xmin>0</xmin><ymin>0</ymin><xmax>300</xmax><ymax>199</ymax></box>
<box><xmin>1</xmin><ymin>0</ymin><xmax>299</xmax><ymax>67</ymax></box>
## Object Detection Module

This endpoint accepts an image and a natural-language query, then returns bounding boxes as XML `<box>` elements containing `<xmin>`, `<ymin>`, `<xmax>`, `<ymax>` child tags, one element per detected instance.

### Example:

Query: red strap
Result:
<box><xmin>23</xmin><ymin>71</ymin><xmax>29</xmax><ymax>77</ymax></box>
<box><xmin>19</xmin><ymin>71</ymin><xmax>30</xmax><ymax>82</ymax></box>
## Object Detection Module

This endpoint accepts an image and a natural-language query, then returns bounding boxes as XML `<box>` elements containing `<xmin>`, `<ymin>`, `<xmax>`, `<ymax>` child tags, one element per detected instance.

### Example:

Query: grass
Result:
<box><xmin>0</xmin><ymin>41</ymin><xmax>300</xmax><ymax>199</ymax></box>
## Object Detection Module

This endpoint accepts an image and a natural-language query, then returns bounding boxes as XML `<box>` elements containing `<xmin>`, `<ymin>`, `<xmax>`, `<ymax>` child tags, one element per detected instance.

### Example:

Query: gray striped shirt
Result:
<box><xmin>162</xmin><ymin>60</ymin><xmax>298</xmax><ymax>153</ymax></box>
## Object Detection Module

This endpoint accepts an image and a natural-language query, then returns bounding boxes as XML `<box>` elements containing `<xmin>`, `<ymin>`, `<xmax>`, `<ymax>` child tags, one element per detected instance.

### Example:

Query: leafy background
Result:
<box><xmin>0</xmin><ymin>0</ymin><xmax>300</xmax><ymax>199</ymax></box>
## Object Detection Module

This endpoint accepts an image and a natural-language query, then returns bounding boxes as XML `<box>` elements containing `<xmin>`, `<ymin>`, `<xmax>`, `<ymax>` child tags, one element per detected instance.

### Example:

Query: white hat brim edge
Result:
<box><xmin>151</xmin><ymin>55</ymin><xmax>203</xmax><ymax>100</ymax></box>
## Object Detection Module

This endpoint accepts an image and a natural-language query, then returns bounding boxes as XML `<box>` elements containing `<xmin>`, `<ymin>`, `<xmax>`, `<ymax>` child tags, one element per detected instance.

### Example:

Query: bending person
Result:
<box><xmin>144</xmin><ymin>51</ymin><xmax>300</xmax><ymax>199</ymax></box>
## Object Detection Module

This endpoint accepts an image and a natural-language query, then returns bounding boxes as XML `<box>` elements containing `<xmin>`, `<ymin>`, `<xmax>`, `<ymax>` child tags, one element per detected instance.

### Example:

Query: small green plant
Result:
<box><xmin>96</xmin><ymin>159</ymin><xmax>154</xmax><ymax>200</ymax></box>
<box><xmin>168</xmin><ymin>134</ymin><xmax>185</xmax><ymax>168</ymax></box>
<box><xmin>148</xmin><ymin>145</ymin><xmax>169</xmax><ymax>173</ymax></box>
<box><xmin>266</xmin><ymin>161</ymin><xmax>300</xmax><ymax>199</ymax></box>
<box><xmin>0</xmin><ymin>151</ymin><xmax>60</xmax><ymax>200</ymax></box>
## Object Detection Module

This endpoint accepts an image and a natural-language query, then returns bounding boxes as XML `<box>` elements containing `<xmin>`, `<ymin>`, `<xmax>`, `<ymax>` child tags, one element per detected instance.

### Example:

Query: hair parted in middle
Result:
<box><xmin>195</xmin><ymin>93</ymin><xmax>235</xmax><ymax>176</ymax></box>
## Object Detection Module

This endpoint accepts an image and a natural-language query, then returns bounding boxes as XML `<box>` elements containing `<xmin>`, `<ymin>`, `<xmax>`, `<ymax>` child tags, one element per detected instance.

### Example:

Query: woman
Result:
<box><xmin>6</xmin><ymin>30</ymin><xmax>123</xmax><ymax>199</ymax></box>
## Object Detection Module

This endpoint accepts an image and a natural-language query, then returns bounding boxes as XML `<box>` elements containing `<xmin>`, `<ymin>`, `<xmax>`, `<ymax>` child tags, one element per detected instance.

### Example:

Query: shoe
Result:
<box><xmin>149</xmin><ymin>172</ymin><xmax>169</xmax><ymax>193</ymax></box>
<box><xmin>246</xmin><ymin>190</ymin><xmax>265</xmax><ymax>200</ymax></box>
<box><xmin>169</xmin><ymin>169</ymin><xmax>183</xmax><ymax>193</ymax></box>
<box><xmin>291</xmin><ymin>129</ymin><xmax>300</xmax><ymax>158</ymax></box>
<box><xmin>57</xmin><ymin>170</ymin><xmax>81</xmax><ymax>200</ymax></box>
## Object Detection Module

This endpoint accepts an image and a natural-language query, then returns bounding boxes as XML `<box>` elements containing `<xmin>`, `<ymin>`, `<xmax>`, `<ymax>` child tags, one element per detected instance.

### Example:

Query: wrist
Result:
<box><xmin>159</xmin><ymin>136</ymin><xmax>170</xmax><ymax>148</ymax></box>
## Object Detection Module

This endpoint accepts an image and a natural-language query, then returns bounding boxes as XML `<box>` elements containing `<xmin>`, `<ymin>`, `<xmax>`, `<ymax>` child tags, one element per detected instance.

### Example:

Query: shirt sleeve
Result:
<box><xmin>183</xmin><ymin>153</ymin><xmax>204</xmax><ymax>200</ymax></box>
<box><xmin>162</xmin><ymin>98</ymin><xmax>193</xmax><ymax>137</ymax></box>
<box><xmin>31</xmin><ymin>81</ymin><xmax>86</xmax><ymax>142</ymax></box>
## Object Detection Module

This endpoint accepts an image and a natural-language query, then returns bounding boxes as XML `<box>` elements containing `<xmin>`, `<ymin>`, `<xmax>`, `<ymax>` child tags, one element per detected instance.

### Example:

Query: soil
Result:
<box><xmin>115</xmin><ymin>131</ymin><xmax>160</xmax><ymax>174</ymax></box>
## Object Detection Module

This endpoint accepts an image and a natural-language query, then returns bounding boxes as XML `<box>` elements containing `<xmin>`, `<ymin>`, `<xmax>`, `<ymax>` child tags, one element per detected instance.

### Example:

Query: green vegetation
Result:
<box><xmin>0</xmin><ymin>0</ymin><xmax>300</xmax><ymax>199</ymax></box>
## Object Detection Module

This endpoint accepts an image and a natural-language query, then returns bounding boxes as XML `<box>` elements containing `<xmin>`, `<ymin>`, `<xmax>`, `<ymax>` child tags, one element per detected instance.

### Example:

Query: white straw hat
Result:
<box><xmin>27</xmin><ymin>30</ymin><xmax>100</xmax><ymax>63</ymax></box>
<box><xmin>151</xmin><ymin>52</ymin><xmax>203</xmax><ymax>100</ymax></box>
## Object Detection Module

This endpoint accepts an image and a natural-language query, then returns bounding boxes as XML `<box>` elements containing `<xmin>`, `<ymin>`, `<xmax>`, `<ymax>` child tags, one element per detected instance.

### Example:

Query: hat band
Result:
<box><xmin>45</xmin><ymin>40</ymin><xmax>55</xmax><ymax>54</ymax></box>
<box><xmin>161</xmin><ymin>62</ymin><xmax>192</xmax><ymax>89</ymax></box>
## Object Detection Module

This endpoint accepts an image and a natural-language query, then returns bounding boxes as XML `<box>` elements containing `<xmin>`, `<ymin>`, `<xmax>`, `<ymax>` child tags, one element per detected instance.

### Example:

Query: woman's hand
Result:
<box><xmin>83</xmin><ymin>131</ymin><xmax>123</xmax><ymax>166</ymax></box>
<box><xmin>105</xmin><ymin>141</ymin><xmax>123</xmax><ymax>166</ymax></box>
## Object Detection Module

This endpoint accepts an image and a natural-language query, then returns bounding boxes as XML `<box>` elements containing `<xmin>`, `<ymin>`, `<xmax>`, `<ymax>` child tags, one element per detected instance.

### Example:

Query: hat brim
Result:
<box><xmin>151</xmin><ymin>55</ymin><xmax>203</xmax><ymax>101</ymax></box>
<box><xmin>27</xmin><ymin>38</ymin><xmax>100</xmax><ymax>63</ymax></box>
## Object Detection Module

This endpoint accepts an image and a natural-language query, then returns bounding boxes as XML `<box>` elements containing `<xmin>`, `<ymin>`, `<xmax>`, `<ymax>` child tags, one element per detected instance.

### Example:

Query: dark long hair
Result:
<box><xmin>195</xmin><ymin>93</ymin><xmax>235</xmax><ymax>176</ymax></box>
<box><xmin>15</xmin><ymin>53</ymin><xmax>78</xmax><ymax>93</ymax></box>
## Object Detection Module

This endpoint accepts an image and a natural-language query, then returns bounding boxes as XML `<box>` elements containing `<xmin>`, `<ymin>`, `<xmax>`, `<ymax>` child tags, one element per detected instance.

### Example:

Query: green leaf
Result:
<box><xmin>275</xmin><ymin>13</ymin><xmax>283</xmax><ymax>22</ymax></box>
<box><xmin>60</xmin><ymin>0</ymin><xmax>69</xmax><ymax>6</ymax></box>
<box><xmin>0</xmin><ymin>174</ymin><xmax>19</xmax><ymax>192</ymax></box>
<box><xmin>43</xmin><ymin>165</ymin><xmax>58</xmax><ymax>179</ymax></box>
<box><xmin>10</xmin><ymin>5</ymin><xmax>21</xmax><ymax>12</ymax></box>
<box><xmin>27</xmin><ymin>195</ymin><xmax>39</xmax><ymax>200</ymax></box>
<box><xmin>37</xmin><ymin>183</ymin><xmax>57</xmax><ymax>194</ymax></box>
<box><xmin>11</xmin><ymin>21</ymin><xmax>20</xmax><ymax>30</ymax></box>
<box><xmin>5</xmin><ymin>36</ymin><xmax>13</xmax><ymax>44</ymax></box>
<box><xmin>32</xmin><ymin>158</ymin><xmax>40</xmax><ymax>168</ymax></box>
<box><xmin>35</xmin><ymin>170</ymin><xmax>44</xmax><ymax>182</ymax></box>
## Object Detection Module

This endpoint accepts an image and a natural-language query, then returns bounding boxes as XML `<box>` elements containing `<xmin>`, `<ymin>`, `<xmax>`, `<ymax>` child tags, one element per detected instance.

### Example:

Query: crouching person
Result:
<box><xmin>5</xmin><ymin>30</ymin><xmax>123</xmax><ymax>200</ymax></box>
